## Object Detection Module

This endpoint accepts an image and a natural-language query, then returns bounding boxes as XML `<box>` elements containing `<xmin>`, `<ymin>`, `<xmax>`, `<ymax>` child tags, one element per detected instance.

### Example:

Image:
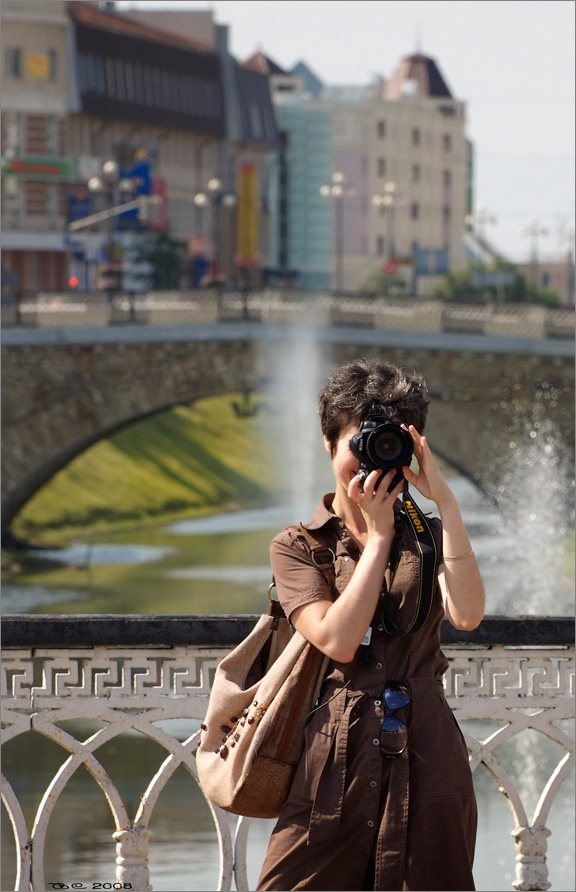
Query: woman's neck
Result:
<box><xmin>331</xmin><ymin>489</ymin><xmax>368</xmax><ymax>549</ymax></box>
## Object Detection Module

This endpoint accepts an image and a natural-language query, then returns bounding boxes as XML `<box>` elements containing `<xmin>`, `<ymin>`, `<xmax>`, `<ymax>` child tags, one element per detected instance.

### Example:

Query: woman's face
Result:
<box><xmin>324</xmin><ymin>421</ymin><xmax>360</xmax><ymax>490</ymax></box>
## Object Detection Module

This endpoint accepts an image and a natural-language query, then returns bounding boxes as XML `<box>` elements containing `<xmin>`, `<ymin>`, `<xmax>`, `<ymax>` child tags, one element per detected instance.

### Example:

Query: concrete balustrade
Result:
<box><xmin>1</xmin><ymin>615</ymin><xmax>574</xmax><ymax>892</ymax></box>
<box><xmin>2</xmin><ymin>290</ymin><xmax>574</xmax><ymax>338</ymax></box>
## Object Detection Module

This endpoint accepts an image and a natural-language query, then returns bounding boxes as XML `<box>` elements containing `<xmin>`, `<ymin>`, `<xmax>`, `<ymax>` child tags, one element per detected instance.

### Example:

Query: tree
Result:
<box><xmin>432</xmin><ymin>261</ymin><xmax>561</xmax><ymax>306</ymax></box>
<box><xmin>359</xmin><ymin>267</ymin><xmax>407</xmax><ymax>296</ymax></box>
<box><xmin>131</xmin><ymin>230</ymin><xmax>186</xmax><ymax>290</ymax></box>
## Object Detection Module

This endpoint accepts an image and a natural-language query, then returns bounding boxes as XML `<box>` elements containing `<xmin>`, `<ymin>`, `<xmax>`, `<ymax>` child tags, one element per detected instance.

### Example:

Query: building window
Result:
<box><xmin>5</xmin><ymin>48</ymin><xmax>23</xmax><ymax>80</ymax></box>
<box><xmin>377</xmin><ymin>120</ymin><xmax>386</xmax><ymax>138</ymax></box>
<box><xmin>249</xmin><ymin>102</ymin><xmax>264</xmax><ymax>139</ymax></box>
<box><xmin>411</xmin><ymin>128</ymin><xmax>420</xmax><ymax>146</ymax></box>
<box><xmin>47</xmin><ymin>50</ymin><xmax>57</xmax><ymax>81</ymax></box>
<box><xmin>410</xmin><ymin>202</ymin><xmax>419</xmax><ymax>220</ymax></box>
<box><xmin>443</xmin><ymin>169</ymin><xmax>451</xmax><ymax>187</ymax></box>
<box><xmin>412</xmin><ymin>164</ymin><xmax>420</xmax><ymax>182</ymax></box>
<box><xmin>377</xmin><ymin>157</ymin><xmax>386</xmax><ymax>177</ymax></box>
<box><xmin>79</xmin><ymin>53</ymin><xmax>106</xmax><ymax>94</ymax></box>
<box><xmin>25</xmin><ymin>181</ymin><xmax>49</xmax><ymax>216</ymax></box>
<box><xmin>25</xmin><ymin>115</ymin><xmax>48</xmax><ymax>154</ymax></box>
<box><xmin>443</xmin><ymin>133</ymin><xmax>452</xmax><ymax>151</ymax></box>
<box><xmin>376</xmin><ymin>236</ymin><xmax>385</xmax><ymax>256</ymax></box>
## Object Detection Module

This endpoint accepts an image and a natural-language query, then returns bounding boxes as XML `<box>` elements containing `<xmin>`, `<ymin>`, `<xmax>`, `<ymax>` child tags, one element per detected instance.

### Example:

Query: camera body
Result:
<box><xmin>349</xmin><ymin>416</ymin><xmax>414</xmax><ymax>489</ymax></box>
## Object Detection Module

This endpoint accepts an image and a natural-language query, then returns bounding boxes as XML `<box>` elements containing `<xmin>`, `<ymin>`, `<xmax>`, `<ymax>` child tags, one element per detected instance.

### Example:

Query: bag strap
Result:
<box><xmin>293</xmin><ymin>523</ymin><xmax>336</xmax><ymax>589</ymax></box>
<box><xmin>268</xmin><ymin>523</ymin><xmax>337</xmax><ymax>621</ymax></box>
<box><xmin>380</xmin><ymin>482</ymin><xmax>439</xmax><ymax>636</ymax></box>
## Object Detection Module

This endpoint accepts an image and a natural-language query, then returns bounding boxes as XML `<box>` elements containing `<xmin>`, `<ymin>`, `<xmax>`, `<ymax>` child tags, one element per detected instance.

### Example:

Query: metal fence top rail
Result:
<box><xmin>2</xmin><ymin>613</ymin><xmax>574</xmax><ymax>649</ymax></box>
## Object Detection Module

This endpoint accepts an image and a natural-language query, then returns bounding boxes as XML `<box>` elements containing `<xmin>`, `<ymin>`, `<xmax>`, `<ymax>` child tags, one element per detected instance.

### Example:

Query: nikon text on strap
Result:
<box><xmin>380</xmin><ymin>482</ymin><xmax>439</xmax><ymax>636</ymax></box>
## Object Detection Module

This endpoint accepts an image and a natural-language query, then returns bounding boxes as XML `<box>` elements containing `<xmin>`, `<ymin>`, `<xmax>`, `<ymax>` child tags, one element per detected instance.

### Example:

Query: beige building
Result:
<box><xmin>327</xmin><ymin>53</ymin><xmax>471</xmax><ymax>293</ymax></box>
<box><xmin>263</xmin><ymin>52</ymin><xmax>471</xmax><ymax>294</ymax></box>
<box><xmin>1</xmin><ymin>0</ymin><xmax>279</xmax><ymax>294</ymax></box>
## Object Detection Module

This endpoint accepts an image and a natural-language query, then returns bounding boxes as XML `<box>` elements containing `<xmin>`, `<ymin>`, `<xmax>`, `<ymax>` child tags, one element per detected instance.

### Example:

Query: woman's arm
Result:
<box><xmin>402</xmin><ymin>426</ymin><xmax>485</xmax><ymax>631</ymax></box>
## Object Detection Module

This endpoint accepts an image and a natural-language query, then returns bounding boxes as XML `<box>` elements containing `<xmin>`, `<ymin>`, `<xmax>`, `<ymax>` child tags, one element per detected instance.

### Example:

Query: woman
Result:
<box><xmin>257</xmin><ymin>358</ymin><xmax>485</xmax><ymax>892</ymax></box>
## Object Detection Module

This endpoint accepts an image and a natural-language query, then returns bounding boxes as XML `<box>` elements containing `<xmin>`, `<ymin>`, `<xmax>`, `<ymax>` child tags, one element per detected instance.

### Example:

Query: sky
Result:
<box><xmin>116</xmin><ymin>0</ymin><xmax>575</xmax><ymax>263</ymax></box>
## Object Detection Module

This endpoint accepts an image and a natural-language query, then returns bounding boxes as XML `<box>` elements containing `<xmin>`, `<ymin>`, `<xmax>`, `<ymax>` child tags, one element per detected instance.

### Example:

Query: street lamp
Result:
<box><xmin>556</xmin><ymin>221</ymin><xmax>575</xmax><ymax>305</ymax></box>
<box><xmin>320</xmin><ymin>171</ymin><xmax>353</xmax><ymax>292</ymax></box>
<box><xmin>465</xmin><ymin>204</ymin><xmax>497</xmax><ymax>246</ymax></box>
<box><xmin>372</xmin><ymin>181</ymin><xmax>404</xmax><ymax>293</ymax></box>
<box><xmin>194</xmin><ymin>178</ymin><xmax>237</xmax><ymax>285</ymax></box>
<box><xmin>520</xmin><ymin>216</ymin><xmax>548</xmax><ymax>288</ymax></box>
<box><xmin>465</xmin><ymin>204</ymin><xmax>497</xmax><ymax>293</ymax></box>
<box><xmin>87</xmin><ymin>158</ymin><xmax>136</xmax><ymax>294</ymax></box>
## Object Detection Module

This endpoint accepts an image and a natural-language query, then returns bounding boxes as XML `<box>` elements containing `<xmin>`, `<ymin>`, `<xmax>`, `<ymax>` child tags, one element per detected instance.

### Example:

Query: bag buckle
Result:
<box><xmin>310</xmin><ymin>545</ymin><xmax>336</xmax><ymax>569</ymax></box>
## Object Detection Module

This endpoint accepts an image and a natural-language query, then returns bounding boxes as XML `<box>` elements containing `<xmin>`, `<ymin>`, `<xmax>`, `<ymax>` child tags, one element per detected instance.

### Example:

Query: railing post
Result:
<box><xmin>114</xmin><ymin>827</ymin><xmax>153</xmax><ymax>892</ymax></box>
<box><xmin>512</xmin><ymin>825</ymin><xmax>551</xmax><ymax>891</ymax></box>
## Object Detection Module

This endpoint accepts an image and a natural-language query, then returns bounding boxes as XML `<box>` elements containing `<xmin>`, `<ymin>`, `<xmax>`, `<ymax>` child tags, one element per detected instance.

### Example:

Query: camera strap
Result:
<box><xmin>380</xmin><ymin>483</ymin><xmax>439</xmax><ymax>636</ymax></box>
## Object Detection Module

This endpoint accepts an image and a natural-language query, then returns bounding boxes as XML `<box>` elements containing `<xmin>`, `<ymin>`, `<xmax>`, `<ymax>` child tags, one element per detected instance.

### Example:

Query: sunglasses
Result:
<box><xmin>380</xmin><ymin>684</ymin><xmax>411</xmax><ymax>757</ymax></box>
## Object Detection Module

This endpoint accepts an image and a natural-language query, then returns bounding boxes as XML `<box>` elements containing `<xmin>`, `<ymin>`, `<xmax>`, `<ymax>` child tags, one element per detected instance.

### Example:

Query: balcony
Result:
<box><xmin>1</xmin><ymin>615</ymin><xmax>574</xmax><ymax>891</ymax></box>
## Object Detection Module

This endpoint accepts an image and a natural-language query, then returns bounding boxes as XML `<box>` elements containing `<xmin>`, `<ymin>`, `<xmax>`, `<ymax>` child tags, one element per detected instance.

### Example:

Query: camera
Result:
<box><xmin>349</xmin><ymin>416</ymin><xmax>413</xmax><ymax>490</ymax></box>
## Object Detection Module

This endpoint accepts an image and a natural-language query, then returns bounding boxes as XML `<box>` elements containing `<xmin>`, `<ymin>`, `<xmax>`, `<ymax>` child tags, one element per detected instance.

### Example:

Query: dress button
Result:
<box><xmin>367</xmin><ymin>819</ymin><xmax>375</xmax><ymax>827</ymax></box>
<box><xmin>375</xmin><ymin>662</ymin><xmax>383</xmax><ymax>670</ymax></box>
<box><xmin>378</xmin><ymin>624</ymin><xmax>384</xmax><ymax>631</ymax></box>
<box><xmin>372</xmin><ymin>738</ymin><xmax>380</xmax><ymax>746</ymax></box>
<box><xmin>374</xmin><ymin>699</ymin><xmax>382</xmax><ymax>706</ymax></box>
<box><xmin>370</xmin><ymin>780</ymin><xmax>378</xmax><ymax>788</ymax></box>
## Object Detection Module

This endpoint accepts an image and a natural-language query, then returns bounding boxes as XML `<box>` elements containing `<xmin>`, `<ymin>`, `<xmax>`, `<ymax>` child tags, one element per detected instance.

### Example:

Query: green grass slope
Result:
<box><xmin>12</xmin><ymin>393</ymin><xmax>280</xmax><ymax>545</ymax></box>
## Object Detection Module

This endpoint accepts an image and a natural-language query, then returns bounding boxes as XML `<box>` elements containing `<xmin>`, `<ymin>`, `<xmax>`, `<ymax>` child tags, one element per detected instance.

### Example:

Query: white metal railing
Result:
<box><xmin>1</xmin><ymin>617</ymin><xmax>574</xmax><ymax>892</ymax></box>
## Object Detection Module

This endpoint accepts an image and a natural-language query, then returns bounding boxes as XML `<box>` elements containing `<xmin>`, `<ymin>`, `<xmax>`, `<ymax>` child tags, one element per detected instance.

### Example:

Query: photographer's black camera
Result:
<box><xmin>349</xmin><ymin>416</ymin><xmax>413</xmax><ymax>489</ymax></box>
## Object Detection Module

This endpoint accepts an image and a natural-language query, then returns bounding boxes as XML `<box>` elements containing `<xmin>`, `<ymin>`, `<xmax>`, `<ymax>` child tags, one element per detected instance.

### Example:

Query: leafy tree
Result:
<box><xmin>131</xmin><ymin>230</ymin><xmax>186</xmax><ymax>290</ymax></box>
<box><xmin>432</xmin><ymin>261</ymin><xmax>561</xmax><ymax>306</ymax></box>
<box><xmin>359</xmin><ymin>268</ymin><xmax>407</xmax><ymax>295</ymax></box>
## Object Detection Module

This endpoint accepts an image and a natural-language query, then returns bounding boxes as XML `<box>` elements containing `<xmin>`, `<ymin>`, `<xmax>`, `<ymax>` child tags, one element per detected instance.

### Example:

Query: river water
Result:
<box><xmin>3</xmin><ymin>473</ymin><xmax>574</xmax><ymax>891</ymax></box>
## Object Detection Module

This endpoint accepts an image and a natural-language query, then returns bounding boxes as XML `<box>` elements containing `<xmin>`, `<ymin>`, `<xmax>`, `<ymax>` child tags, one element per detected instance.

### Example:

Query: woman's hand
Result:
<box><xmin>401</xmin><ymin>425</ymin><xmax>454</xmax><ymax>507</ymax></box>
<box><xmin>348</xmin><ymin>468</ymin><xmax>404</xmax><ymax>538</ymax></box>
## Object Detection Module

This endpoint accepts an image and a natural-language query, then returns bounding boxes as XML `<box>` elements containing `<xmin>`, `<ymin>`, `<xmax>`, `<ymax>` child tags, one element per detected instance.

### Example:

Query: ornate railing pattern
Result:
<box><xmin>1</xmin><ymin>615</ymin><xmax>574</xmax><ymax>892</ymax></box>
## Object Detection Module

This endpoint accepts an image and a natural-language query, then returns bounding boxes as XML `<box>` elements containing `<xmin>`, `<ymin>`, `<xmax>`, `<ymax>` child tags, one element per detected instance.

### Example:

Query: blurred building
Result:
<box><xmin>517</xmin><ymin>259</ymin><xmax>575</xmax><ymax>306</ymax></box>
<box><xmin>257</xmin><ymin>50</ymin><xmax>471</xmax><ymax>293</ymax></box>
<box><xmin>244</xmin><ymin>52</ymin><xmax>333</xmax><ymax>290</ymax></box>
<box><xmin>1</xmin><ymin>0</ymin><xmax>279</xmax><ymax>293</ymax></box>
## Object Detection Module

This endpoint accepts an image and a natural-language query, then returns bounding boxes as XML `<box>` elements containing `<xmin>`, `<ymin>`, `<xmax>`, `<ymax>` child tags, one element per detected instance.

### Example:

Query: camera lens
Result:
<box><xmin>373</xmin><ymin>431</ymin><xmax>404</xmax><ymax>463</ymax></box>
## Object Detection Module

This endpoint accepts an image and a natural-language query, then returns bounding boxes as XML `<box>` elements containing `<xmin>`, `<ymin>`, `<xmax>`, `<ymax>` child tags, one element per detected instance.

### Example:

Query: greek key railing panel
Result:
<box><xmin>1</xmin><ymin>619</ymin><xmax>574</xmax><ymax>892</ymax></box>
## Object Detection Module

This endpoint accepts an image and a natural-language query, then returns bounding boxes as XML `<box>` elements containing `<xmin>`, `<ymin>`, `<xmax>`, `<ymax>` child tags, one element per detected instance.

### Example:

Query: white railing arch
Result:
<box><xmin>1</xmin><ymin>615</ymin><xmax>573</xmax><ymax>892</ymax></box>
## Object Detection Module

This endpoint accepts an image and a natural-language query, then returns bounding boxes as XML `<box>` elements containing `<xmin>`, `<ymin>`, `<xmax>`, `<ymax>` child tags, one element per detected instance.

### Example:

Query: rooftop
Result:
<box><xmin>386</xmin><ymin>52</ymin><xmax>454</xmax><ymax>99</ymax></box>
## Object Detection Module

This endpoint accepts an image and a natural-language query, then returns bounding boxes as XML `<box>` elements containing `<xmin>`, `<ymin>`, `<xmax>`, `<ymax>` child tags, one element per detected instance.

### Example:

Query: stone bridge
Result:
<box><xmin>2</xmin><ymin>320</ymin><xmax>574</xmax><ymax>529</ymax></box>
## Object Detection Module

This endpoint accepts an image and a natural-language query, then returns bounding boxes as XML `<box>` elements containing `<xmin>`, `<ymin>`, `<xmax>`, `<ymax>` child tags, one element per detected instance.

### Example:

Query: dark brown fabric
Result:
<box><xmin>257</xmin><ymin>495</ymin><xmax>477</xmax><ymax>892</ymax></box>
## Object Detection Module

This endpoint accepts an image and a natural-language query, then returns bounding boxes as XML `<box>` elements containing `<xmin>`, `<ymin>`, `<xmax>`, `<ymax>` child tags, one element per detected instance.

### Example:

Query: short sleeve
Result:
<box><xmin>270</xmin><ymin>527</ymin><xmax>333</xmax><ymax>622</ymax></box>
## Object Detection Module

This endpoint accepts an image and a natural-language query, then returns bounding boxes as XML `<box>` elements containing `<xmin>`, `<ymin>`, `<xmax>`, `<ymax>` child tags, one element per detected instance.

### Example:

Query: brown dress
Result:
<box><xmin>257</xmin><ymin>494</ymin><xmax>477</xmax><ymax>892</ymax></box>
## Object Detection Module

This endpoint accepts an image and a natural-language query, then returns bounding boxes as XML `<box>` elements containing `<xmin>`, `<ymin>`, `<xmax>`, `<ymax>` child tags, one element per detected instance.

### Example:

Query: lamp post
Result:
<box><xmin>557</xmin><ymin>221</ymin><xmax>575</xmax><ymax>306</ymax></box>
<box><xmin>520</xmin><ymin>216</ymin><xmax>548</xmax><ymax>289</ymax></box>
<box><xmin>320</xmin><ymin>171</ymin><xmax>352</xmax><ymax>293</ymax></box>
<box><xmin>87</xmin><ymin>159</ymin><xmax>138</xmax><ymax>295</ymax></box>
<box><xmin>372</xmin><ymin>181</ymin><xmax>403</xmax><ymax>293</ymax></box>
<box><xmin>194</xmin><ymin>178</ymin><xmax>236</xmax><ymax>286</ymax></box>
<box><xmin>465</xmin><ymin>204</ymin><xmax>497</xmax><ymax>294</ymax></box>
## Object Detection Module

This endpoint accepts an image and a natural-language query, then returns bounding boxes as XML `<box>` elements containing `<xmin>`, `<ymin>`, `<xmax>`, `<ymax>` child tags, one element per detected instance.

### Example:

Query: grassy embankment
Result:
<box><xmin>11</xmin><ymin>393</ymin><xmax>282</xmax><ymax>548</ymax></box>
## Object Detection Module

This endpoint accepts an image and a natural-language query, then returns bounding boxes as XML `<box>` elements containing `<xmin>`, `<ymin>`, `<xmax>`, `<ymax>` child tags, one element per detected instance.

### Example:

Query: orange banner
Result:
<box><xmin>236</xmin><ymin>163</ymin><xmax>258</xmax><ymax>266</ymax></box>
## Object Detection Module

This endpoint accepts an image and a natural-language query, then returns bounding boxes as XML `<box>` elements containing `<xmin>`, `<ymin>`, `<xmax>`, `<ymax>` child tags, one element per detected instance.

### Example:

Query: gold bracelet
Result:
<box><xmin>443</xmin><ymin>547</ymin><xmax>474</xmax><ymax>562</ymax></box>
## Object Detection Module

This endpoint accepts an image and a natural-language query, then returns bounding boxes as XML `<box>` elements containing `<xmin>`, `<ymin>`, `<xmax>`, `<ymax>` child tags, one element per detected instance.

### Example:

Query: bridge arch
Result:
<box><xmin>2</xmin><ymin>325</ymin><xmax>574</xmax><ymax>530</ymax></box>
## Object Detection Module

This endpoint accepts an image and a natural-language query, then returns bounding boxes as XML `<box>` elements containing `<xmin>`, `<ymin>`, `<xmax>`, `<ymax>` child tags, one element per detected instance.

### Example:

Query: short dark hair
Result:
<box><xmin>318</xmin><ymin>358</ymin><xmax>430</xmax><ymax>454</ymax></box>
